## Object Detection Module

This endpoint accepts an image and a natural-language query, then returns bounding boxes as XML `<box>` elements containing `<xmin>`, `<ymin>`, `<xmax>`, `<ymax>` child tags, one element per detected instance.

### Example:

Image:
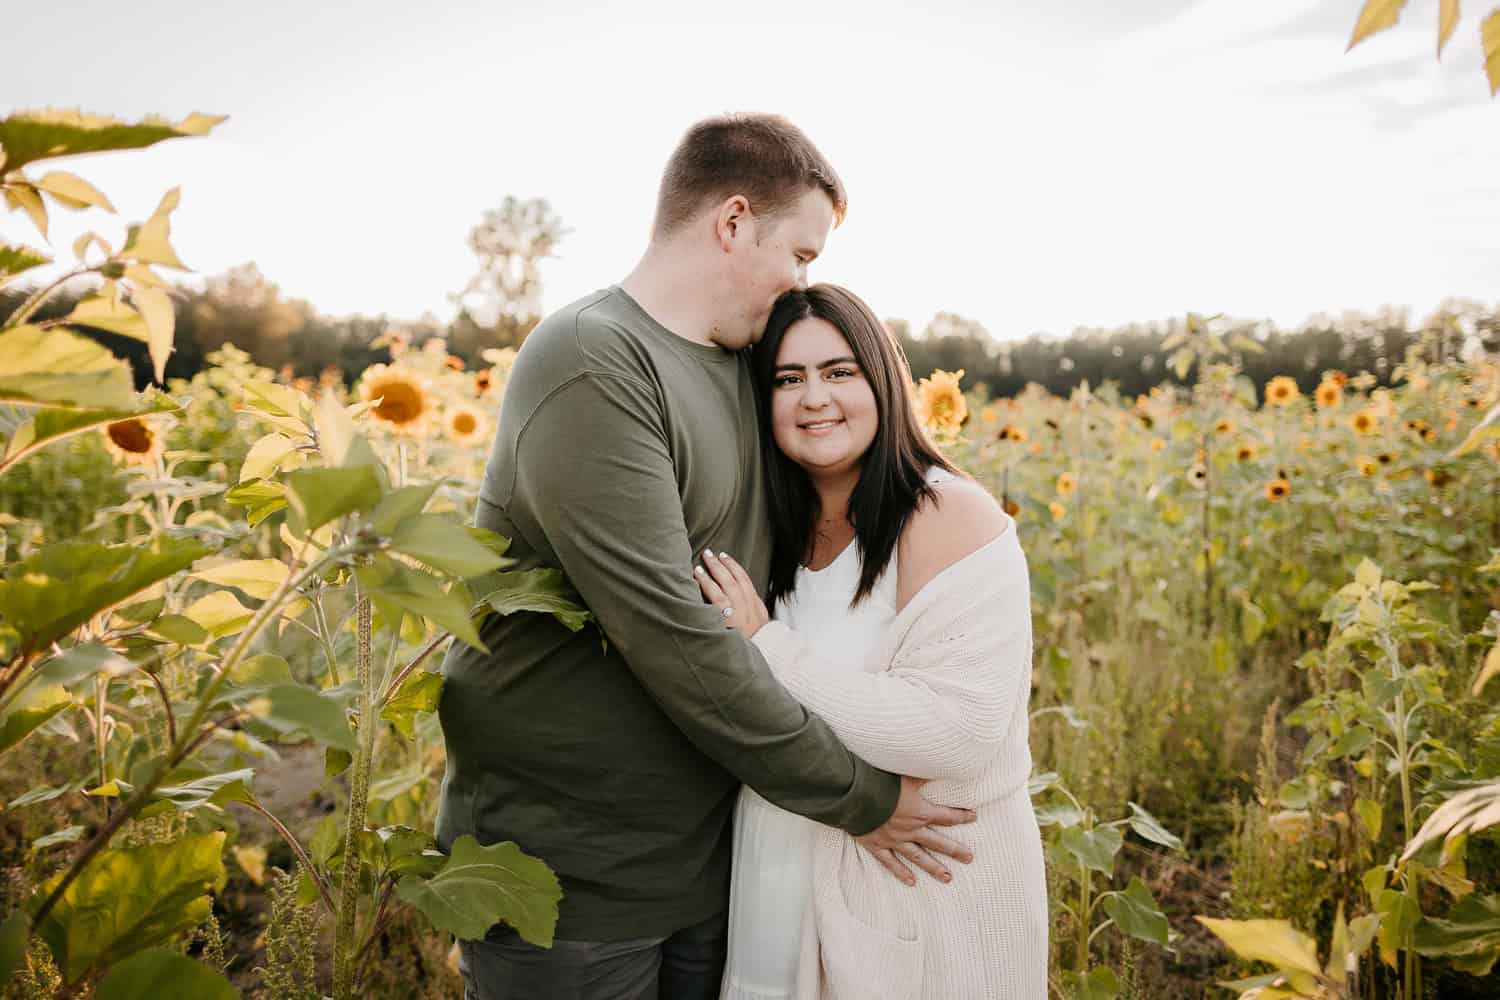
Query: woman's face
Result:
<box><xmin>769</xmin><ymin>317</ymin><xmax>879</xmax><ymax>481</ymax></box>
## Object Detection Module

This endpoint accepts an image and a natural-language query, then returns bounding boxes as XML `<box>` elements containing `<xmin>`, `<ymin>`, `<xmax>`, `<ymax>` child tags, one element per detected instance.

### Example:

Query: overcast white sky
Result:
<box><xmin>3</xmin><ymin>0</ymin><xmax>1496</xmax><ymax>340</ymax></box>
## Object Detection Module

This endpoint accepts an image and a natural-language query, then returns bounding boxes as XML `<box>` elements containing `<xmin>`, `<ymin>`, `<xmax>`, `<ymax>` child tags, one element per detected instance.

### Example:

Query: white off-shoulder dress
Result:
<box><xmin>721</xmin><ymin>524</ymin><xmax>898</xmax><ymax>999</ymax></box>
<box><xmin>721</xmin><ymin>470</ymin><xmax>1048</xmax><ymax>999</ymax></box>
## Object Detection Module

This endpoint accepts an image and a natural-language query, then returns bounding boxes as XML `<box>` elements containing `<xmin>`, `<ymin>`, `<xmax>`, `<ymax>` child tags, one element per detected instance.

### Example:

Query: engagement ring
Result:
<box><xmin>721</xmin><ymin>606</ymin><xmax>735</xmax><ymax>620</ymax></box>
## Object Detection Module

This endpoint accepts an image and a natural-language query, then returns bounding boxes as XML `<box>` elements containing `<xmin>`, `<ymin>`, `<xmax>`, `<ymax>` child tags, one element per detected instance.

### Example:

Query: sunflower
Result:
<box><xmin>1188</xmin><ymin>464</ymin><xmax>1208</xmax><ymax>488</ymax></box>
<box><xmin>1326</xmin><ymin>370</ymin><xmax>1349</xmax><ymax>388</ymax></box>
<box><xmin>1264</xmin><ymin>478</ymin><xmax>1291</xmax><ymax>501</ymax></box>
<box><xmin>1377</xmin><ymin>452</ymin><xmax>1393</xmax><ymax>465</ymax></box>
<box><xmin>1425</xmin><ymin>468</ymin><xmax>1452</xmax><ymax>488</ymax></box>
<box><xmin>445</xmin><ymin>354</ymin><xmax>466</xmax><ymax>372</ymax></box>
<box><xmin>101</xmin><ymin>417</ymin><xmax>165</xmax><ymax>467</ymax></box>
<box><xmin>1048</xmin><ymin>501</ymin><xmax>1066</xmax><ymax>522</ymax></box>
<box><xmin>1150</xmin><ymin>438</ymin><xmax>1166</xmax><ymax>453</ymax></box>
<box><xmin>1055</xmin><ymin>472</ymin><xmax>1077</xmax><ymax>496</ymax></box>
<box><xmin>1350</xmin><ymin>410</ymin><xmax>1378</xmax><ymax>435</ymax></box>
<box><xmin>1028</xmin><ymin>442</ymin><xmax>1043</xmax><ymax>455</ymax></box>
<box><xmin>1236</xmin><ymin>443</ymin><xmax>1258</xmax><ymax>462</ymax></box>
<box><xmin>444</xmin><ymin>403</ymin><xmax>488</xmax><ymax>446</ymax></box>
<box><xmin>359</xmin><ymin>364</ymin><xmax>432</xmax><ymax>434</ymax></box>
<box><xmin>1215</xmin><ymin>418</ymin><xmax>1235</xmax><ymax>435</ymax></box>
<box><xmin>1265</xmin><ymin>376</ymin><xmax>1301</xmax><ymax>407</ymax></box>
<box><xmin>998</xmin><ymin>424</ymin><xmax>1028</xmax><ymax>443</ymax></box>
<box><xmin>1356</xmin><ymin>455</ymin><xmax>1378</xmax><ymax>476</ymax></box>
<box><xmin>980</xmin><ymin>405</ymin><xmax>999</xmax><ymax>424</ymax></box>
<box><xmin>474</xmin><ymin>370</ymin><xmax>494</xmax><ymax>395</ymax></box>
<box><xmin>1421</xmin><ymin>427</ymin><xmax>1437</xmax><ymax>442</ymax></box>
<box><xmin>1315</xmin><ymin>381</ymin><xmax>1343</xmax><ymax>409</ymax></box>
<box><xmin>1002</xmin><ymin>497</ymin><xmax>1021</xmax><ymax>517</ymax></box>
<box><xmin>915</xmin><ymin>369</ymin><xmax>968</xmax><ymax>435</ymax></box>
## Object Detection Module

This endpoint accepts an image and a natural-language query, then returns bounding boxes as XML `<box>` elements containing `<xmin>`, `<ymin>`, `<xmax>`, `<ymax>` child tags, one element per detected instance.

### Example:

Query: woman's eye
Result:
<box><xmin>774</xmin><ymin>375</ymin><xmax>801</xmax><ymax>388</ymax></box>
<box><xmin>828</xmin><ymin>368</ymin><xmax>856</xmax><ymax>379</ymax></box>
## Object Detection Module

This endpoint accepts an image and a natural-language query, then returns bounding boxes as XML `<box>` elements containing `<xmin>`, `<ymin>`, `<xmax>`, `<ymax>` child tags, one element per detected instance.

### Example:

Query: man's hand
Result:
<box><xmin>857</xmin><ymin>776</ymin><xmax>976</xmax><ymax>886</ymax></box>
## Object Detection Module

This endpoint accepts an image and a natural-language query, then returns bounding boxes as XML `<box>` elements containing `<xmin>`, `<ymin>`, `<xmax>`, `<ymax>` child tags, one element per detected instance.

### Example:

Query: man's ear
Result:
<box><xmin>715</xmin><ymin>194</ymin><xmax>752</xmax><ymax>252</ymax></box>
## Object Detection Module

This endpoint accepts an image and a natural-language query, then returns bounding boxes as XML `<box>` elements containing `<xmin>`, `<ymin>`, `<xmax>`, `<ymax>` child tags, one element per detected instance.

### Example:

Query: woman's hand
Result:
<box><xmin>694</xmin><ymin>550</ymin><xmax>769</xmax><ymax>639</ymax></box>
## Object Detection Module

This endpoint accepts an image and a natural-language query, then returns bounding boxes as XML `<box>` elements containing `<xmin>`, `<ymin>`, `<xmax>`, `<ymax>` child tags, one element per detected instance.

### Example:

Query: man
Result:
<box><xmin>437</xmin><ymin>113</ymin><xmax>973</xmax><ymax>1000</ymax></box>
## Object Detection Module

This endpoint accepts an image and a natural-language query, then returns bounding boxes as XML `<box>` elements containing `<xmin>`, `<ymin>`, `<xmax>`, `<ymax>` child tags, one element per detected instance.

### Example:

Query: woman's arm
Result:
<box><xmin>698</xmin><ymin>481</ymin><xmax>1029</xmax><ymax>781</ymax></box>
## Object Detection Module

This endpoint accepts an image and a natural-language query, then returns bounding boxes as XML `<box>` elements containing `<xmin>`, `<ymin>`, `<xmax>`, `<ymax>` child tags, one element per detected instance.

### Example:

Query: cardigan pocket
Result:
<box><xmin>815</xmin><ymin>886</ymin><xmax>924</xmax><ymax>1000</ymax></box>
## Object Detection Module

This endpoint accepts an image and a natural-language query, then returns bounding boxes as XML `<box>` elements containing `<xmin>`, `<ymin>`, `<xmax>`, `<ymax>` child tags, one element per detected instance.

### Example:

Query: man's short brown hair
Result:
<box><xmin>652</xmin><ymin>113</ymin><xmax>848</xmax><ymax>238</ymax></box>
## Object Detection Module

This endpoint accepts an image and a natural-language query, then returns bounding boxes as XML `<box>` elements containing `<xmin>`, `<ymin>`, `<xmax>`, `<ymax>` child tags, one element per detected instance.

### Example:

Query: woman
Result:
<box><xmin>696</xmin><ymin>284</ymin><xmax>1047</xmax><ymax>999</ymax></box>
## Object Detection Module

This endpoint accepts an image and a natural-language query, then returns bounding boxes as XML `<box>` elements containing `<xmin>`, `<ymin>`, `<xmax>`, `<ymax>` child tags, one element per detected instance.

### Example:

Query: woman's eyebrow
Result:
<box><xmin>774</xmin><ymin>356</ymin><xmax>858</xmax><ymax>372</ymax></box>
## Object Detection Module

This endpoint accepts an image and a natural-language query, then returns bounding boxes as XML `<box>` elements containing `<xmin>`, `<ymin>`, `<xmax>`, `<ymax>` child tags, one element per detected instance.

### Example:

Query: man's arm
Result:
<box><xmin>510</xmin><ymin>372</ymin><xmax>898</xmax><ymax>835</ymax></box>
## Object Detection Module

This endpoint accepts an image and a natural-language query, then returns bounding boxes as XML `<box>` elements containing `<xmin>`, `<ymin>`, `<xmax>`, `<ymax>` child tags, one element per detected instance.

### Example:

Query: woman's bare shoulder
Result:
<box><xmin>896</xmin><ymin>475</ymin><xmax>1009</xmax><ymax>610</ymax></box>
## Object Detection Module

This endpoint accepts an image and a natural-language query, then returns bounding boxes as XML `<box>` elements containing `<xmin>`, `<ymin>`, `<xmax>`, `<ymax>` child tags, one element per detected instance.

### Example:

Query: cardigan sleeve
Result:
<box><xmin>750</xmin><ymin>543</ymin><xmax>1032</xmax><ymax>781</ymax></box>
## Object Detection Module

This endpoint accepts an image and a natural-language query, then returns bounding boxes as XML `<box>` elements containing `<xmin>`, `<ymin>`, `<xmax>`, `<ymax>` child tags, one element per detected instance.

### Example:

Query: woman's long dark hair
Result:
<box><xmin>752</xmin><ymin>284</ymin><xmax>957</xmax><ymax>610</ymax></box>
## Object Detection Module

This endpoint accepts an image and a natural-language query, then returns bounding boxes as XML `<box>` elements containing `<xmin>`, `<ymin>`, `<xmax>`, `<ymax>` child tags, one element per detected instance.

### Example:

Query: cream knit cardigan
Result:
<box><xmin>750</xmin><ymin>523</ymin><xmax>1048</xmax><ymax>1000</ymax></box>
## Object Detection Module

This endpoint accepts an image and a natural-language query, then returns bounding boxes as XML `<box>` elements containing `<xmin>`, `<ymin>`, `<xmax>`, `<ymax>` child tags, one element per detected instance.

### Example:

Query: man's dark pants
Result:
<box><xmin>457</xmin><ymin>909</ymin><xmax>728</xmax><ymax>1000</ymax></box>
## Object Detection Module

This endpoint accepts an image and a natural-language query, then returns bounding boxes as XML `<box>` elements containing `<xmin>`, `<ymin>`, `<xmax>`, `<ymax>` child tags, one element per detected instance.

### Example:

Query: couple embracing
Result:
<box><xmin>435</xmin><ymin>112</ymin><xmax>1047</xmax><ymax>1000</ymax></box>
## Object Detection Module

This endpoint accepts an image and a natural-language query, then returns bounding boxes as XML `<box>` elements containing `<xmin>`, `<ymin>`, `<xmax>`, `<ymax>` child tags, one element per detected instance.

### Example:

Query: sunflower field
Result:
<box><xmin>4</xmin><ymin>111</ymin><xmax>1500</xmax><ymax>1000</ymax></box>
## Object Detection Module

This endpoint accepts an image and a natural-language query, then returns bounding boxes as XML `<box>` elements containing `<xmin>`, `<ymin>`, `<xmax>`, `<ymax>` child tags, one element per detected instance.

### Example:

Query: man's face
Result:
<box><xmin>714</xmin><ymin>187</ymin><xmax>834</xmax><ymax>351</ymax></box>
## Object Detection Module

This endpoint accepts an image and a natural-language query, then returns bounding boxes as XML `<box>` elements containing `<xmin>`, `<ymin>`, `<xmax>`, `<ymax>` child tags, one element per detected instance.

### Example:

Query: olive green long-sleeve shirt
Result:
<box><xmin>435</xmin><ymin>286</ymin><xmax>900</xmax><ymax>941</ymax></box>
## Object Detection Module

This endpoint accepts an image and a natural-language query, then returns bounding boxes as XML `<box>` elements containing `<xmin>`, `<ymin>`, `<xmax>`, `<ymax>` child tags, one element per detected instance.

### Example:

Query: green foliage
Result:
<box><xmin>395</xmin><ymin>835</ymin><xmax>562</xmax><ymax>947</ymax></box>
<box><xmin>93</xmin><ymin>948</ymin><xmax>236</xmax><ymax>1000</ymax></box>
<box><xmin>29</xmin><ymin>831</ymin><xmax>227</xmax><ymax>984</ymax></box>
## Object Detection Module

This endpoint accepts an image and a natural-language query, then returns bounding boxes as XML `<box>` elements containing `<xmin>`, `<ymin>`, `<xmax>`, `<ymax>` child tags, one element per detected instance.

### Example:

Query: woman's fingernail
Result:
<box><xmin>703</xmin><ymin>550</ymin><xmax>715</xmax><ymax>560</ymax></box>
<box><xmin>693</xmin><ymin>566</ymin><xmax>704</xmax><ymax>575</ymax></box>
<box><xmin>720</xmin><ymin>551</ymin><xmax>731</xmax><ymax>559</ymax></box>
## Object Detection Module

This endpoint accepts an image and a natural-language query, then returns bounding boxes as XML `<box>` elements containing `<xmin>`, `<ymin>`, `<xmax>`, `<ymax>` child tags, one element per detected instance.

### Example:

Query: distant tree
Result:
<box><xmin>451</xmin><ymin>196</ymin><xmax>568</xmax><ymax>355</ymax></box>
<box><xmin>186</xmin><ymin>263</ymin><xmax>307</xmax><ymax>369</ymax></box>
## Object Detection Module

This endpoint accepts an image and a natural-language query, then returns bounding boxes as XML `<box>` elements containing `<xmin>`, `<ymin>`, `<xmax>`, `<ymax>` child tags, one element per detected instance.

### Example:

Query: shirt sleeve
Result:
<box><xmin>509</xmin><ymin>372</ymin><xmax>899</xmax><ymax>836</ymax></box>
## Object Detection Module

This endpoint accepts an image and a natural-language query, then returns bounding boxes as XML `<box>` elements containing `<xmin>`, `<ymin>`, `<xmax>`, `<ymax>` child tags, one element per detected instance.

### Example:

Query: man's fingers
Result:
<box><xmin>895</xmin><ymin>843</ymin><xmax>951</xmax><ymax>883</ymax></box>
<box><xmin>912</xmin><ymin>828</ymin><xmax>974</xmax><ymax>865</ymax></box>
<box><xmin>922</xmin><ymin>804</ymin><xmax>978</xmax><ymax>828</ymax></box>
<box><xmin>873</xmin><ymin>847</ymin><xmax>916</xmax><ymax>887</ymax></box>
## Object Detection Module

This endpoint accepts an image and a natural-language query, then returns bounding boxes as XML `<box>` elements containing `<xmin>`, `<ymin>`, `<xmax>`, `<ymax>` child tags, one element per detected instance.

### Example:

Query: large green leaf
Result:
<box><xmin>0</xmin><ymin>910</ymin><xmax>30</xmax><ymax>983</ymax></box>
<box><xmin>192</xmin><ymin>558</ymin><xmax>289</xmax><ymax>600</ymax></box>
<box><xmin>0</xmin><ymin>394</ymin><xmax>179</xmax><ymax>469</ymax></box>
<box><xmin>389</xmin><ymin>514</ymin><xmax>508</xmax><ymax>578</ymax></box>
<box><xmin>0</xmin><ymin>537</ymin><xmax>213</xmax><ymax>657</ymax></box>
<box><xmin>285</xmin><ymin>465</ymin><xmax>383</xmax><ymax>532</ymax></box>
<box><xmin>250</xmin><ymin>684</ymin><xmax>355</xmax><ymax>752</ymax></box>
<box><xmin>474</xmin><ymin>568</ymin><xmax>593</xmax><ymax>633</ymax></box>
<box><xmin>380</xmin><ymin>669</ymin><xmax>443</xmax><ymax>739</ymax></box>
<box><xmin>95</xmin><ymin>947</ymin><xmax>237</xmax><ymax>1000</ymax></box>
<box><xmin>0</xmin><ymin>700</ymin><xmax>69</xmax><ymax>755</ymax></box>
<box><xmin>62</xmin><ymin>294</ymin><xmax>149</xmax><ymax>342</ymax></box>
<box><xmin>1056</xmin><ymin>824</ymin><xmax>1123</xmax><ymax>876</ymax></box>
<box><xmin>1101</xmin><ymin>877</ymin><xmax>1170</xmax><ymax>947</ymax></box>
<box><xmin>0</xmin><ymin>241</ymin><xmax>50</xmax><ymax>283</ymax></box>
<box><xmin>1126</xmin><ymin>802</ymin><xmax>1184</xmax><ymax>852</ymax></box>
<box><xmin>0</xmin><ymin>110</ymin><xmax>224</xmax><ymax>174</ymax></box>
<box><xmin>30</xmin><ymin>642</ymin><xmax>133</xmax><ymax>692</ymax></box>
<box><xmin>1062</xmin><ymin>966</ymin><xmax>1120</xmax><ymax>1000</ymax></box>
<box><xmin>396</xmin><ymin>835</ymin><xmax>561</xmax><ymax>946</ymax></box>
<box><xmin>0</xmin><ymin>325</ymin><xmax>134</xmax><ymax>410</ymax></box>
<box><xmin>357</xmin><ymin>557</ymin><xmax>486</xmax><ymax>652</ymax></box>
<box><xmin>147</xmin><ymin>768</ymin><xmax>256</xmax><ymax>814</ymax></box>
<box><xmin>1413</xmin><ymin>894</ymin><xmax>1500</xmax><ymax>976</ymax></box>
<box><xmin>369</xmin><ymin>483</ymin><xmax>439</xmax><ymax>536</ymax></box>
<box><xmin>1196</xmin><ymin>916</ymin><xmax>1322</xmax><ymax>979</ymax></box>
<box><xmin>30</xmin><ymin>831</ymin><xmax>227</xmax><ymax>984</ymax></box>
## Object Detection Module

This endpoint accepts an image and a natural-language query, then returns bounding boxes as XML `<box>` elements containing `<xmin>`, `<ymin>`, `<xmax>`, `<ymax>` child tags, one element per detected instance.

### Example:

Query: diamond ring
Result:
<box><xmin>721</xmin><ymin>606</ymin><xmax>735</xmax><ymax>620</ymax></box>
